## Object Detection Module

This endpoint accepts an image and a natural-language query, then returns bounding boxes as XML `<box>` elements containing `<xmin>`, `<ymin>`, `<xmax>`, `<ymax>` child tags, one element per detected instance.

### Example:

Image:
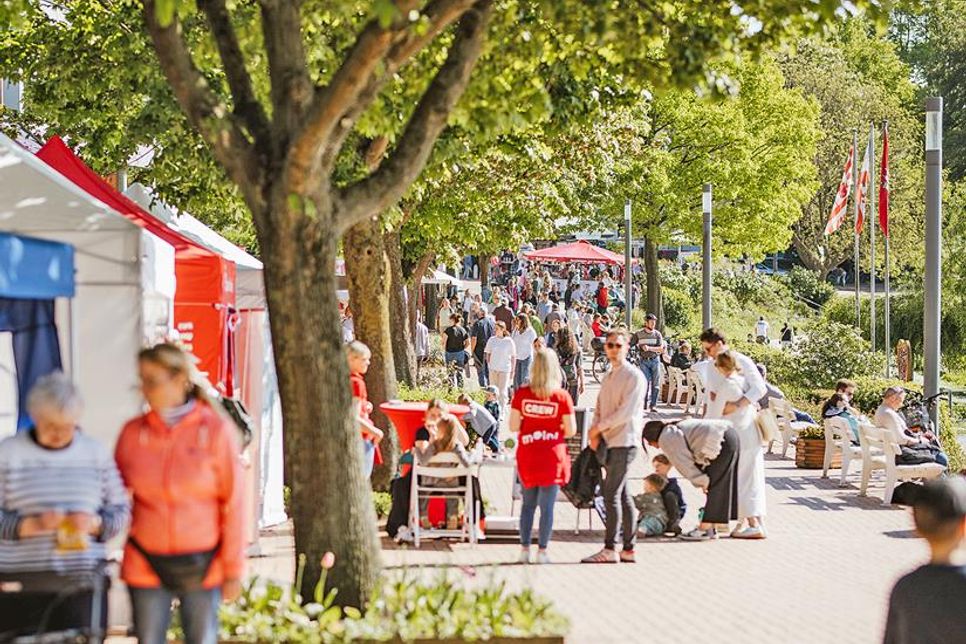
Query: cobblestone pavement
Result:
<box><xmin>250</xmin><ymin>370</ymin><xmax>934</xmax><ymax>644</ymax></box>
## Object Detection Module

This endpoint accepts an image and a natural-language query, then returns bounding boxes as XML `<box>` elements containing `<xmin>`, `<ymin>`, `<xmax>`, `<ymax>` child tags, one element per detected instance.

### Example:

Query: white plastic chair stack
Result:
<box><xmin>858</xmin><ymin>423</ymin><xmax>945</xmax><ymax>504</ymax></box>
<box><xmin>685</xmin><ymin>370</ymin><xmax>706</xmax><ymax>416</ymax></box>
<box><xmin>769</xmin><ymin>398</ymin><xmax>816</xmax><ymax>458</ymax></box>
<box><xmin>822</xmin><ymin>417</ymin><xmax>863</xmax><ymax>486</ymax></box>
<box><xmin>666</xmin><ymin>367</ymin><xmax>688</xmax><ymax>406</ymax></box>
<box><xmin>409</xmin><ymin>451</ymin><xmax>480</xmax><ymax>547</ymax></box>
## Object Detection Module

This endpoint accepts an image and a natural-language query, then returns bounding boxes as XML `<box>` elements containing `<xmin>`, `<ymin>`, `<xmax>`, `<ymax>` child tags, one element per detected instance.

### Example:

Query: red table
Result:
<box><xmin>379</xmin><ymin>400</ymin><xmax>471</xmax><ymax>451</ymax></box>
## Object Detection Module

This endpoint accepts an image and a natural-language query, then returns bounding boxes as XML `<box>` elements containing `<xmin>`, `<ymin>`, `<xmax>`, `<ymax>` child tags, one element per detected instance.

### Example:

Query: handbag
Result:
<box><xmin>129</xmin><ymin>536</ymin><xmax>219</xmax><ymax>593</ymax></box>
<box><xmin>755</xmin><ymin>409</ymin><xmax>779</xmax><ymax>445</ymax></box>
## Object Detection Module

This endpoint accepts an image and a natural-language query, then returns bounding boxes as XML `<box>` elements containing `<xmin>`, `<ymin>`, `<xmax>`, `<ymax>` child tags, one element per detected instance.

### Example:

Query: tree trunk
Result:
<box><xmin>479</xmin><ymin>254</ymin><xmax>491</xmax><ymax>286</ymax></box>
<box><xmin>344</xmin><ymin>219</ymin><xmax>400</xmax><ymax>491</ymax></box>
<box><xmin>258</xmin><ymin>192</ymin><xmax>380</xmax><ymax>608</ymax></box>
<box><xmin>644</xmin><ymin>236</ymin><xmax>665</xmax><ymax>331</ymax></box>
<box><xmin>385</xmin><ymin>230</ymin><xmax>416</xmax><ymax>386</ymax></box>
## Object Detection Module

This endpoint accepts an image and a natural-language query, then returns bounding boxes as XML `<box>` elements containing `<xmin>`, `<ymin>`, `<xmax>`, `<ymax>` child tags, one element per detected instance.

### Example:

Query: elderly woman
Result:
<box><xmin>0</xmin><ymin>372</ymin><xmax>129</xmax><ymax>638</ymax></box>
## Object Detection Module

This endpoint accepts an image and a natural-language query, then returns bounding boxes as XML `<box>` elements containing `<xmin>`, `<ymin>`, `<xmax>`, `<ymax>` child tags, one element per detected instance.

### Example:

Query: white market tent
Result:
<box><xmin>0</xmin><ymin>133</ymin><xmax>176</xmax><ymax>444</ymax></box>
<box><xmin>126</xmin><ymin>183</ymin><xmax>286</xmax><ymax>528</ymax></box>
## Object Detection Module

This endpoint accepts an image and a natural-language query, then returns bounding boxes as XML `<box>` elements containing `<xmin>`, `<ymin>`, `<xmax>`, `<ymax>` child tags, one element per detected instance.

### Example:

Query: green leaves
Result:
<box><xmin>154</xmin><ymin>0</ymin><xmax>176</xmax><ymax>27</ymax></box>
<box><xmin>371</xmin><ymin>0</ymin><xmax>400</xmax><ymax>28</ymax></box>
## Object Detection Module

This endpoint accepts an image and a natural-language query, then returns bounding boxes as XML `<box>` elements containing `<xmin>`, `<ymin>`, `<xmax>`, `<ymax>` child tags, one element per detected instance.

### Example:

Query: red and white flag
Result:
<box><xmin>855</xmin><ymin>131</ymin><xmax>874</xmax><ymax>234</ymax></box>
<box><xmin>824</xmin><ymin>142</ymin><xmax>855</xmax><ymax>236</ymax></box>
<box><xmin>879</xmin><ymin>122</ymin><xmax>890</xmax><ymax>237</ymax></box>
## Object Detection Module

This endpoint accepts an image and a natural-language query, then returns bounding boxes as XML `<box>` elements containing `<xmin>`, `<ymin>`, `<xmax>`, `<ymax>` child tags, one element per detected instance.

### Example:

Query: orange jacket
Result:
<box><xmin>114</xmin><ymin>402</ymin><xmax>244</xmax><ymax>589</ymax></box>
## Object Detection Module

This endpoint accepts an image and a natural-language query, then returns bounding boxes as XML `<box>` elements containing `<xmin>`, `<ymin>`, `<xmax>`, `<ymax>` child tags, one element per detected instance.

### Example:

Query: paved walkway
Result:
<box><xmin>249</xmin><ymin>370</ymin><xmax>934</xmax><ymax>644</ymax></box>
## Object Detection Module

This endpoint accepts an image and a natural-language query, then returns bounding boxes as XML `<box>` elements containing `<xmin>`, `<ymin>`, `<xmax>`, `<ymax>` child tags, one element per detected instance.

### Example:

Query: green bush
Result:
<box><xmin>660</xmin><ymin>261</ymin><xmax>702</xmax><ymax>300</ymax></box>
<box><xmin>400</xmin><ymin>380</ymin><xmax>486</xmax><ymax>404</ymax></box>
<box><xmin>372</xmin><ymin>491</ymin><xmax>392</xmax><ymax>519</ymax></box>
<box><xmin>713</xmin><ymin>270</ymin><xmax>767</xmax><ymax>307</ymax></box>
<box><xmin>662</xmin><ymin>287</ymin><xmax>694</xmax><ymax>330</ymax></box>
<box><xmin>783</xmin><ymin>266</ymin><xmax>835</xmax><ymax>308</ymax></box>
<box><xmin>783</xmin><ymin>320</ymin><xmax>883</xmax><ymax>389</ymax></box>
<box><xmin>733</xmin><ymin>341</ymin><xmax>797</xmax><ymax>387</ymax></box>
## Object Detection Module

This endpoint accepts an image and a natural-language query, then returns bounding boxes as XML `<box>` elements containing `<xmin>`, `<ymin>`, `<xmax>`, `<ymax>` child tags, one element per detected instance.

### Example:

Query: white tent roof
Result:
<box><xmin>0</xmin><ymin>133</ymin><xmax>175</xmax><ymax>444</ymax></box>
<box><xmin>424</xmin><ymin>269</ymin><xmax>459</xmax><ymax>285</ymax></box>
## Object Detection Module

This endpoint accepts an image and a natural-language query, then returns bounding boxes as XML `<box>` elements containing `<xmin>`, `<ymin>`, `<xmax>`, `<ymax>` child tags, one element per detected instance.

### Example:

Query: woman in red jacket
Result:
<box><xmin>115</xmin><ymin>343</ymin><xmax>243</xmax><ymax>644</ymax></box>
<box><xmin>510</xmin><ymin>349</ymin><xmax>576</xmax><ymax>565</ymax></box>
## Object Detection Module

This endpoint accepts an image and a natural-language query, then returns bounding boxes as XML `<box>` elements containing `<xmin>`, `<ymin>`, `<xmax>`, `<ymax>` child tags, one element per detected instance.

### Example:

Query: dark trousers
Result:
<box><xmin>478</xmin><ymin>422</ymin><xmax>501</xmax><ymax>453</ymax></box>
<box><xmin>602</xmin><ymin>445</ymin><xmax>638</xmax><ymax>551</ymax></box>
<box><xmin>0</xmin><ymin>588</ymin><xmax>106</xmax><ymax>640</ymax></box>
<box><xmin>702</xmin><ymin>427</ymin><xmax>740</xmax><ymax>524</ymax></box>
<box><xmin>475</xmin><ymin>356</ymin><xmax>489</xmax><ymax>387</ymax></box>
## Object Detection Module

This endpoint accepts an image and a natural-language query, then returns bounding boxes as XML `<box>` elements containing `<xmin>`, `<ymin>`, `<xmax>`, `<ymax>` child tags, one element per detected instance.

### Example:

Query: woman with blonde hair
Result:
<box><xmin>114</xmin><ymin>343</ymin><xmax>244</xmax><ymax>643</ymax></box>
<box><xmin>707</xmin><ymin>350</ymin><xmax>766</xmax><ymax>539</ymax></box>
<box><xmin>510</xmin><ymin>349</ymin><xmax>576</xmax><ymax>564</ymax></box>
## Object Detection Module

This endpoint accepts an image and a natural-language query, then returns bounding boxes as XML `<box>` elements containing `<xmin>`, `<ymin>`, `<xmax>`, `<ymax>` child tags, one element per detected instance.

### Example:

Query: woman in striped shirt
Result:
<box><xmin>0</xmin><ymin>372</ymin><xmax>130</xmax><ymax>638</ymax></box>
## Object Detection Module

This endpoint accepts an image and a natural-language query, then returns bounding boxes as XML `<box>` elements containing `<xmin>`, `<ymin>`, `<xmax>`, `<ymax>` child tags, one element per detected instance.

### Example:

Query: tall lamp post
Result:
<box><xmin>924</xmin><ymin>97</ymin><xmax>943</xmax><ymax>426</ymax></box>
<box><xmin>702</xmin><ymin>184</ymin><xmax>712</xmax><ymax>330</ymax></box>
<box><xmin>624</xmin><ymin>199</ymin><xmax>632</xmax><ymax>330</ymax></box>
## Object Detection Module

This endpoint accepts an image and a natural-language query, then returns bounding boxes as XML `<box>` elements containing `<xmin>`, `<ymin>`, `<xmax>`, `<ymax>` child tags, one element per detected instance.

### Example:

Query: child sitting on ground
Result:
<box><xmin>884</xmin><ymin>477</ymin><xmax>966</xmax><ymax>643</ymax></box>
<box><xmin>652</xmin><ymin>454</ymin><xmax>686</xmax><ymax>525</ymax></box>
<box><xmin>413</xmin><ymin>413</ymin><xmax>481</xmax><ymax>530</ymax></box>
<box><xmin>634</xmin><ymin>474</ymin><xmax>682</xmax><ymax>537</ymax></box>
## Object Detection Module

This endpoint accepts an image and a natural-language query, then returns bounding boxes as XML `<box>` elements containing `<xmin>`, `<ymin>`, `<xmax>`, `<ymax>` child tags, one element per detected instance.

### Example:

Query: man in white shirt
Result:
<box><xmin>755</xmin><ymin>316</ymin><xmax>769</xmax><ymax>344</ymax></box>
<box><xmin>484</xmin><ymin>321</ymin><xmax>516</xmax><ymax>415</ymax></box>
<box><xmin>699</xmin><ymin>328</ymin><xmax>767</xmax><ymax>418</ymax></box>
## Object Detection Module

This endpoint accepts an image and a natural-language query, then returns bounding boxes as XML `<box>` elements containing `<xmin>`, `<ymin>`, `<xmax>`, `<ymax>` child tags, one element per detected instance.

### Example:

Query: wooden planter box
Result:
<box><xmin>795</xmin><ymin>437</ymin><xmax>840</xmax><ymax>469</ymax></box>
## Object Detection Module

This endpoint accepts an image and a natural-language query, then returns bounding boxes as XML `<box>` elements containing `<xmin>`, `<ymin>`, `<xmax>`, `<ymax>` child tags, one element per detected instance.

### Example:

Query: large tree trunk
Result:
<box><xmin>479</xmin><ymin>254</ymin><xmax>491</xmax><ymax>286</ymax></box>
<box><xmin>385</xmin><ymin>230</ymin><xmax>416</xmax><ymax>386</ymax></box>
<box><xmin>258</xmin><ymin>192</ymin><xmax>380</xmax><ymax>608</ymax></box>
<box><xmin>644</xmin><ymin>236</ymin><xmax>665</xmax><ymax>331</ymax></box>
<box><xmin>344</xmin><ymin>219</ymin><xmax>400</xmax><ymax>491</ymax></box>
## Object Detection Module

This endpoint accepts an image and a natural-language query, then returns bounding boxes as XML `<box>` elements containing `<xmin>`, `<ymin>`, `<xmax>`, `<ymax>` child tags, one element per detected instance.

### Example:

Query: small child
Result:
<box><xmin>634</xmin><ymin>474</ymin><xmax>671</xmax><ymax>537</ymax></box>
<box><xmin>884</xmin><ymin>477</ymin><xmax>966</xmax><ymax>643</ymax></box>
<box><xmin>483</xmin><ymin>385</ymin><xmax>502</xmax><ymax>424</ymax></box>
<box><xmin>652</xmin><ymin>454</ymin><xmax>686</xmax><ymax>523</ymax></box>
<box><xmin>458</xmin><ymin>393</ymin><xmax>500</xmax><ymax>454</ymax></box>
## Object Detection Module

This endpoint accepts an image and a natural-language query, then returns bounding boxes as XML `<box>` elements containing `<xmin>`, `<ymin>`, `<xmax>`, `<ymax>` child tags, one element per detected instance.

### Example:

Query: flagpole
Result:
<box><xmin>883</xmin><ymin>120</ymin><xmax>892</xmax><ymax>377</ymax></box>
<box><xmin>869</xmin><ymin>123</ymin><xmax>877</xmax><ymax>353</ymax></box>
<box><xmin>853</xmin><ymin>129</ymin><xmax>860</xmax><ymax>328</ymax></box>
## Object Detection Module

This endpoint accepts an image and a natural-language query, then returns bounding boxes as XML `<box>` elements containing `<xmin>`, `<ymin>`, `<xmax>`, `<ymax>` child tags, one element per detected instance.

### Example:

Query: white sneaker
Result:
<box><xmin>732</xmin><ymin>526</ymin><xmax>766</xmax><ymax>540</ymax></box>
<box><xmin>517</xmin><ymin>548</ymin><xmax>531</xmax><ymax>564</ymax></box>
<box><xmin>535</xmin><ymin>550</ymin><xmax>550</xmax><ymax>565</ymax></box>
<box><xmin>395</xmin><ymin>526</ymin><xmax>413</xmax><ymax>544</ymax></box>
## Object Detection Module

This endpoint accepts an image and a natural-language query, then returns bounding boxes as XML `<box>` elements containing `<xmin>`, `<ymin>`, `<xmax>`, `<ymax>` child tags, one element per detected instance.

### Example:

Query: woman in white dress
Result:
<box><xmin>707</xmin><ymin>351</ymin><xmax>767</xmax><ymax>539</ymax></box>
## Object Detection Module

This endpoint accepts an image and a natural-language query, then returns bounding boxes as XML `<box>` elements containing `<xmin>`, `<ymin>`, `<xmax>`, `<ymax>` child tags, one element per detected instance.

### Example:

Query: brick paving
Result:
<box><xmin>249</xmin><ymin>372</ymin><xmax>935</xmax><ymax>644</ymax></box>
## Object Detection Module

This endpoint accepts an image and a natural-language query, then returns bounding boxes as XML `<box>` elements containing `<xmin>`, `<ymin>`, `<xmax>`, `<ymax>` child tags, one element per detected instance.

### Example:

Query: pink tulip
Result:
<box><xmin>321</xmin><ymin>552</ymin><xmax>336</xmax><ymax>570</ymax></box>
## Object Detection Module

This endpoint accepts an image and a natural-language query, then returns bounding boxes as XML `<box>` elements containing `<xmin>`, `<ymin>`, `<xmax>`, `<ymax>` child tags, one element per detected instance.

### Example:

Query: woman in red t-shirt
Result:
<box><xmin>347</xmin><ymin>341</ymin><xmax>384</xmax><ymax>477</ymax></box>
<box><xmin>510</xmin><ymin>348</ymin><xmax>576</xmax><ymax>565</ymax></box>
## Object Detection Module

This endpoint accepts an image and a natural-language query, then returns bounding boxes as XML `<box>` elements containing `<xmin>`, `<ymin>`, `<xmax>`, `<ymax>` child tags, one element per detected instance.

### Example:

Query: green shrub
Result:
<box><xmin>372</xmin><ymin>491</ymin><xmax>392</xmax><ymax>519</ymax></box>
<box><xmin>733</xmin><ymin>341</ymin><xmax>797</xmax><ymax>387</ymax></box>
<box><xmin>399</xmin><ymin>380</ymin><xmax>485</xmax><ymax>405</ymax></box>
<box><xmin>663</xmin><ymin>287</ymin><xmax>694</xmax><ymax>330</ymax></box>
<box><xmin>713</xmin><ymin>270</ymin><xmax>767</xmax><ymax>307</ymax></box>
<box><xmin>783</xmin><ymin>320</ymin><xmax>883</xmax><ymax>389</ymax></box>
<box><xmin>783</xmin><ymin>266</ymin><xmax>835</xmax><ymax>308</ymax></box>
<box><xmin>660</xmin><ymin>261</ymin><xmax>701</xmax><ymax>300</ymax></box>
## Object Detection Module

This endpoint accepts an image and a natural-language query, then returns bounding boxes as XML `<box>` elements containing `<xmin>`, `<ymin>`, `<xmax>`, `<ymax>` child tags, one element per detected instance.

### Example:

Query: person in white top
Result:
<box><xmin>755</xmin><ymin>316</ymin><xmax>769</xmax><ymax>343</ymax></box>
<box><xmin>484</xmin><ymin>321</ymin><xmax>517</xmax><ymax>415</ymax></box>
<box><xmin>414</xmin><ymin>314</ymin><xmax>429</xmax><ymax>380</ymax></box>
<box><xmin>706</xmin><ymin>351</ymin><xmax>766</xmax><ymax>539</ymax></box>
<box><xmin>874</xmin><ymin>387</ymin><xmax>950</xmax><ymax>467</ymax></box>
<box><xmin>511</xmin><ymin>313</ymin><xmax>538</xmax><ymax>392</ymax></box>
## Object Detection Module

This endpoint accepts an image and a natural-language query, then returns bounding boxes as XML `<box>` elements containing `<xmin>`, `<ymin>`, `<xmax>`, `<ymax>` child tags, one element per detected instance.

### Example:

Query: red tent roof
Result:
<box><xmin>524</xmin><ymin>240</ymin><xmax>628</xmax><ymax>265</ymax></box>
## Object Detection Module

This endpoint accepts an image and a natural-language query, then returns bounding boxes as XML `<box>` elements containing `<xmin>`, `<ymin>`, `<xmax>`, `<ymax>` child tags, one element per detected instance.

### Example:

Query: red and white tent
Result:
<box><xmin>524</xmin><ymin>240</ymin><xmax>629</xmax><ymax>265</ymax></box>
<box><xmin>37</xmin><ymin>137</ymin><xmax>237</xmax><ymax>393</ymax></box>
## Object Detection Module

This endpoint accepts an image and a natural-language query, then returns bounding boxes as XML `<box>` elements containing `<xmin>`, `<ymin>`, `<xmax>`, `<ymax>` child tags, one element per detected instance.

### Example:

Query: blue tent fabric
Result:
<box><xmin>0</xmin><ymin>298</ymin><xmax>63</xmax><ymax>429</ymax></box>
<box><xmin>0</xmin><ymin>232</ymin><xmax>75</xmax><ymax>299</ymax></box>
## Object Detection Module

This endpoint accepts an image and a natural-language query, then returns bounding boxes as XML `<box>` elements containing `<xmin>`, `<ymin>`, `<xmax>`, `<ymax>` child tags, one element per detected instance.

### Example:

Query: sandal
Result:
<box><xmin>680</xmin><ymin>528</ymin><xmax>717</xmax><ymax>542</ymax></box>
<box><xmin>581</xmin><ymin>548</ymin><xmax>619</xmax><ymax>564</ymax></box>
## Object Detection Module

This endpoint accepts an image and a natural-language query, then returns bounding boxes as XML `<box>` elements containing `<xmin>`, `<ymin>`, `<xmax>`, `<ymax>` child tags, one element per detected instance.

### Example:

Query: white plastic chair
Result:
<box><xmin>769</xmin><ymin>398</ymin><xmax>816</xmax><ymax>458</ymax></box>
<box><xmin>858</xmin><ymin>423</ymin><xmax>945</xmax><ymax>504</ymax></box>
<box><xmin>666</xmin><ymin>366</ymin><xmax>688</xmax><ymax>406</ymax></box>
<box><xmin>684</xmin><ymin>369</ymin><xmax>706</xmax><ymax>416</ymax></box>
<box><xmin>822</xmin><ymin>417</ymin><xmax>863</xmax><ymax>486</ymax></box>
<box><xmin>410</xmin><ymin>450</ymin><xmax>480</xmax><ymax>547</ymax></box>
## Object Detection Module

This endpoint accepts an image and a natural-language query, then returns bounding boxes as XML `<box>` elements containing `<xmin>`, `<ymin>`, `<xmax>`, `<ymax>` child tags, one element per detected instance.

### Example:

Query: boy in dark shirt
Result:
<box><xmin>652</xmin><ymin>454</ymin><xmax>686</xmax><ymax>528</ymax></box>
<box><xmin>883</xmin><ymin>477</ymin><xmax>966</xmax><ymax>644</ymax></box>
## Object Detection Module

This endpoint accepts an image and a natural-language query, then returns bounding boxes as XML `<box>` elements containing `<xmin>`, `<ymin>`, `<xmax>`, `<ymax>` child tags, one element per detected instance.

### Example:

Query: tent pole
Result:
<box><xmin>68</xmin><ymin>297</ymin><xmax>79</xmax><ymax>378</ymax></box>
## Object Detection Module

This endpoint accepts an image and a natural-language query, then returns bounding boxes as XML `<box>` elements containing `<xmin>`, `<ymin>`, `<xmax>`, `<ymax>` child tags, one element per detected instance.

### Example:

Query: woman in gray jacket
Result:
<box><xmin>642</xmin><ymin>419</ymin><xmax>738</xmax><ymax>541</ymax></box>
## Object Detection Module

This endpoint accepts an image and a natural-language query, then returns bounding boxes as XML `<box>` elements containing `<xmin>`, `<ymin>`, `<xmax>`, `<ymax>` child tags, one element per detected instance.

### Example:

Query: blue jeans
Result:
<box><xmin>130</xmin><ymin>586</ymin><xmax>221</xmax><ymax>644</ymax></box>
<box><xmin>519</xmin><ymin>484</ymin><xmax>559</xmax><ymax>549</ymax></box>
<box><xmin>638</xmin><ymin>515</ymin><xmax>666</xmax><ymax>536</ymax></box>
<box><xmin>362</xmin><ymin>439</ymin><xmax>376</xmax><ymax>476</ymax></box>
<box><xmin>475</xmin><ymin>356</ymin><xmax>489</xmax><ymax>387</ymax></box>
<box><xmin>514</xmin><ymin>356</ymin><xmax>532</xmax><ymax>391</ymax></box>
<box><xmin>445</xmin><ymin>350</ymin><xmax>467</xmax><ymax>387</ymax></box>
<box><xmin>640</xmin><ymin>358</ymin><xmax>661</xmax><ymax>408</ymax></box>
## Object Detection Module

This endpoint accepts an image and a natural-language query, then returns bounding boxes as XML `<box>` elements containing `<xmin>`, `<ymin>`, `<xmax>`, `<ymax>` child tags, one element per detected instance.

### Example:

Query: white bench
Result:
<box><xmin>822</xmin><ymin>416</ymin><xmax>863</xmax><ymax>486</ymax></box>
<box><xmin>858</xmin><ymin>423</ymin><xmax>945</xmax><ymax>504</ymax></box>
<box><xmin>768</xmin><ymin>398</ymin><xmax>816</xmax><ymax>458</ymax></box>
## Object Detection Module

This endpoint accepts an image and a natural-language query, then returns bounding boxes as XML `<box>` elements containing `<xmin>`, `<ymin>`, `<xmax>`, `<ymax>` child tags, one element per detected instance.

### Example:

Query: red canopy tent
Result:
<box><xmin>524</xmin><ymin>240</ymin><xmax>629</xmax><ymax>265</ymax></box>
<box><xmin>37</xmin><ymin>136</ymin><xmax>237</xmax><ymax>393</ymax></box>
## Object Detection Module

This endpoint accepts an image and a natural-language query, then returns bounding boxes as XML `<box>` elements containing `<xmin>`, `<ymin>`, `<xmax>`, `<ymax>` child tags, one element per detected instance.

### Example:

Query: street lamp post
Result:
<box><xmin>624</xmin><ymin>199</ymin><xmax>632</xmax><ymax>330</ymax></box>
<box><xmin>924</xmin><ymin>97</ymin><xmax>943</xmax><ymax>426</ymax></box>
<box><xmin>702</xmin><ymin>184</ymin><xmax>712</xmax><ymax>330</ymax></box>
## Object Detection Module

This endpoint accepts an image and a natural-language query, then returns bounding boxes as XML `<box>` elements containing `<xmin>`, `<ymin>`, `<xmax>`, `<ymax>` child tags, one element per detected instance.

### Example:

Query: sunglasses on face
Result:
<box><xmin>605</xmin><ymin>342</ymin><xmax>625</xmax><ymax>349</ymax></box>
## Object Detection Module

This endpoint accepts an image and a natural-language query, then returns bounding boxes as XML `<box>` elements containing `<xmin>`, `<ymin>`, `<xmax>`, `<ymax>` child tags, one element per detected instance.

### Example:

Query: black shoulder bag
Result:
<box><xmin>129</xmin><ymin>536</ymin><xmax>220</xmax><ymax>593</ymax></box>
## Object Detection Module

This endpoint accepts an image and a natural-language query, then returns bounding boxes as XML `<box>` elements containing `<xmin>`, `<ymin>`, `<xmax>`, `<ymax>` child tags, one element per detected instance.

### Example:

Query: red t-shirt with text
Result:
<box><xmin>511</xmin><ymin>386</ymin><xmax>574</xmax><ymax>488</ymax></box>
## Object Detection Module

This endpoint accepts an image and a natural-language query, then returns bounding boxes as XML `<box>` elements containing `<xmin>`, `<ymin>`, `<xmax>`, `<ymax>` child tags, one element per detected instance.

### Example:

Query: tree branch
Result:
<box><xmin>260</xmin><ymin>0</ymin><xmax>312</xmax><ymax>142</ymax></box>
<box><xmin>198</xmin><ymin>0</ymin><xmax>270</xmax><ymax>146</ymax></box>
<box><xmin>334</xmin><ymin>0</ymin><xmax>493</xmax><ymax>232</ymax></box>
<box><xmin>142</xmin><ymin>0</ymin><xmax>261</xmax><ymax>206</ymax></box>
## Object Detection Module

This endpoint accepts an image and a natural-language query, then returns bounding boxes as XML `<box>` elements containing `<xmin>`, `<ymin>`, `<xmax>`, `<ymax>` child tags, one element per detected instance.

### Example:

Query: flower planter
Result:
<box><xmin>795</xmin><ymin>437</ymin><xmax>840</xmax><ymax>469</ymax></box>
<box><xmin>360</xmin><ymin>638</ymin><xmax>566</xmax><ymax>644</ymax></box>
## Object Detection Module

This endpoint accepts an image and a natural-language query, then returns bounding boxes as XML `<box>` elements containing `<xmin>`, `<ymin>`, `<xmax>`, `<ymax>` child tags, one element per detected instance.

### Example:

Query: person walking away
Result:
<box><xmin>511</xmin><ymin>349</ymin><xmax>576</xmax><ymax>564</ymax></box>
<box><xmin>544</xmin><ymin>303</ymin><xmax>563</xmax><ymax>328</ymax></box>
<box><xmin>642</xmin><ymin>418</ymin><xmax>739</xmax><ymax>541</ymax></box>
<box><xmin>415</xmin><ymin>314</ymin><xmax>429</xmax><ymax>381</ymax></box>
<box><xmin>553</xmin><ymin>326</ymin><xmax>584</xmax><ymax>405</ymax></box>
<box><xmin>755</xmin><ymin>316</ymin><xmax>769</xmax><ymax>344</ymax></box>
<box><xmin>0</xmin><ymin>373</ymin><xmax>130</xmax><ymax>639</ymax></box>
<box><xmin>471</xmin><ymin>310</ymin><xmax>495</xmax><ymax>388</ymax></box>
<box><xmin>443</xmin><ymin>314</ymin><xmax>470</xmax><ymax>388</ymax></box>
<box><xmin>633</xmin><ymin>313</ymin><xmax>664</xmax><ymax>411</ymax></box>
<box><xmin>595</xmin><ymin>281</ymin><xmax>609</xmax><ymax>314</ymax></box>
<box><xmin>115</xmin><ymin>343</ymin><xmax>245</xmax><ymax>644</ymax></box>
<box><xmin>883</xmin><ymin>478</ymin><xmax>966</xmax><ymax>644</ymax></box>
<box><xmin>484</xmin><ymin>322</ymin><xmax>516</xmax><ymax>417</ymax></box>
<box><xmin>511</xmin><ymin>314</ymin><xmax>538</xmax><ymax>392</ymax></box>
<box><xmin>492</xmin><ymin>297</ymin><xmax>515</xmax><ymax>330</ymax></box>
<box><xmin>582</xmin><ymin>329</ymin><xmax>646</xmax><ymax>564</ymax></box>
<box><xmin>707</xmin><ymin>351</ymin><xmax>766</xmax><ymax>538</ymax></box>
<box><xmin>780</xmin><ymin>322</ymin><xmax>793</xmax><ymax>348</ymax></box>
<box><xmin>347</xmin><ymin>341</ymin><xmax>384</xmax><ymax>477</ymax></box>
<box><xmin>458</xmin><ymin>393</ymin><xmax>500</xmax><ymax>454</ymax></box>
